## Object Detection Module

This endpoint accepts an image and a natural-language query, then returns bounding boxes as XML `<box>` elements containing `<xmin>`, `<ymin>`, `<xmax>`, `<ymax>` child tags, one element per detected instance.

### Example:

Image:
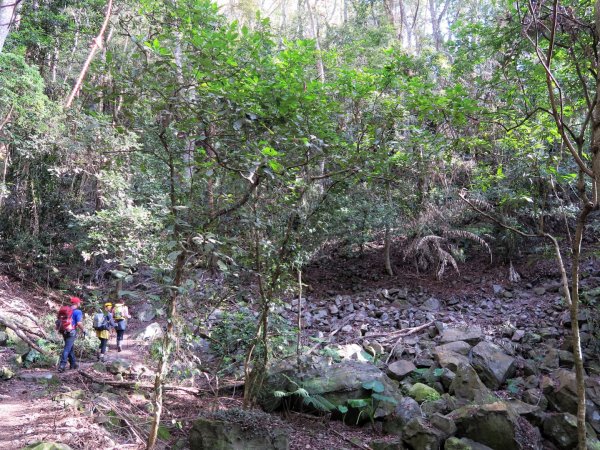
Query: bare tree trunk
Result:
<box><xmin>64</xmin><ymin>0</ymin><xmax>113</xmax><ymax>108</ymax></box>
<box><xmin>306</xmin><ymin>0</ymin><xmax>325</xmax><ymax>82</ymax></box>
<box><xmin>0</xmin><ymin>0</ymin><xmax>20</xmax><ymax>53</ymax></box>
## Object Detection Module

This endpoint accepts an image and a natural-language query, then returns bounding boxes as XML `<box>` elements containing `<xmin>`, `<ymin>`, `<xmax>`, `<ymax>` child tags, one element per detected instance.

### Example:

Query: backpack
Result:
<box><xmin>93</xmin><ymin>312</ymin><xmax>109</xmax><ymax>331</ymax></box>
<box><xmin>113</xmin><ymin>304</ymin><xmax>125</xmax><ymax>320</ymax></box>
<box><xmin>56</xmin><ymin>306</ymin><xmax>74</xmax><ymax>333</ymax></box>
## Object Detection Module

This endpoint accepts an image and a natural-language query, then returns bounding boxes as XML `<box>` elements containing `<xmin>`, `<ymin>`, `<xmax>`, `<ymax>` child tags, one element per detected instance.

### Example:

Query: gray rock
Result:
<box><xmin>423</xmin><ymin>297</ymin><xmax>442</xmax><ymax>311</ymax></box>
<box><xmin>189</xmin><ymin>413</ymin><xmax>289</xmax><ymax>450</ymax></box>
<box><xmin>511</xmin><ymin>330</ymin><xmax>525</xmax><ymax>342</ymax></box>
<box><xmin>449</xmin><ymin>364</ymin><xmax>491</xmax><ymax>403</ymax></box>
<box><xmin>434</xmin><ymin>348</ymin><xmax>470</xmax><ymax>372</ymax></box>
<box><xmin>137</xmin><ymin>303</ymin><xmax>157</xmax><ymax>322</ymax></box>
<box><xmin>137</xmin><ymin>322</ymin><xmax>163</xmax><ymax>340</ymax></box>
<box><xmin>448</xmin><ymin>402</ymin><xmax>521</xmax><ymax>450</ymax></box>
<box><xmin>370</xmin><ymin>439</ymin><xmax>406</xmax><ymax>450</ymax></box>
<box><xmin>387</xmin><ymin>360</ymin><xmax>417</xmax><ymax>381</ymax></box>
<box><xmin>435</xmin><ymin>341</ymin><xmax>471</xmax><ymax>356</ymax></box>
<box><xmin>540</xmin><ymin>348</ymin><xmax>560</xmax><ymax>372</ymax></box>
<box><xmin>543</xmin><ymin>368</ymin><xmax>600</xmax><ymax>434</ymax></box>
<box><xmin>402</xmin><ymin>417</ymin><xmax>446</xmax><ymax>450</ymax></box>
<box><xmin>430</xmin><ymin>413</ymin><xmax>456</xmax><ymax>435</ymax></box>
<box><xmin>18</xmin><ymin>371</ymin><xmax>57</xmax><ymax>383</ymax></box>
<box><xmin>471</xmin><ymin>341</ymin><xmax>515</xmax><ymax>389</ymax></box>
<box><xmin>440</xmin><ymin>327</ymin><xmax>483</xmax><ymax>346</ymax></box>
<box><xmin>522</xmin><ymin>389</ymin><xmax>548</xmax><ymax>410</ymax></box>
<box><xmin>328</xmin><ymin>305</ymin><xmax>339</xmax><ymax>315</ymax></box>
<box><xmin>542</xmin><ymin>413</ymin><xmax>580</xmax><ymax>450</ymax></box>
<box><xmin>0</xmin><ymin>331</ymin><xmax>7</xmax><ymax>346</ymax></box>
<box><xmin>105</xmin><ymin>358</ymin><xmax>132</xmax><ymax>375</ymax></box>
<box><xmin>259</xmin><ymin>358</ymin><xmax>403</xmax><ymax>419</ymax></box>
<box><xmin>534</xmin><ymin>287</ymin><xmax>546</xmax><ymax>295</ymax></box>
<box><xmin>444</xmin><ymin>437</ymin><xmax>493</xmax><ymax>450</ymax></box>
<box><xmin>383</xmin><ymin>397</ymin><xmax>422</xmax><ymax>435</ymax></box>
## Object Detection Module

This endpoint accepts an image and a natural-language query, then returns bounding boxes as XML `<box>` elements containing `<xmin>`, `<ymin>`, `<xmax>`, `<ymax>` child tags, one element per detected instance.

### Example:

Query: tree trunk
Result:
<box><xmin>306</xmin><ymin>0</ymin><xmax>325</xmax><ymax>83</ymax></box>
<box><xmin>146</xmin><ymin>147</ymin><xmax>187</xmax><ymax>448</ymax></box>
<box><xmin>0</xmin><ymin>0</ymin><xmax>19</xmax><ymax>53</ymax></box>
<box><xmin>64</xmin><ymin>0</ymin><xmax>113</xmax><ymax>108</ymax></box>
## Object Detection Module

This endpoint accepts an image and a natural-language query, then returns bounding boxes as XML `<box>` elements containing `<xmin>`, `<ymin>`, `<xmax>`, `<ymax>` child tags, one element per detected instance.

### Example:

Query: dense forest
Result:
<box><xmin>0</xmin><ymin>0</ymin><xmax>599</xmax><ymax>449</ymax></box>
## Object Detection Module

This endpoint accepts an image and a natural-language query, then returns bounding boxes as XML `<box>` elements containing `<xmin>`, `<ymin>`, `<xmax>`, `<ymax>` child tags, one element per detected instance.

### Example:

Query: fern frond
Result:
<box><xmin>436</xmin><ymin>248</ymin><xmax>458</xmax><ymax>280</ymax></box>
<box><xmin>304</xmin><ymin>394</ymin><xmax>336</xmax><ymax>412</ymax></box>
<box><xmin>444</xmin><ymin>229</ymin><xmax>492</xmax><ymax>262</ymax></box>
<box><xmin>294</xmin><ymin>388</ymin><xmax>310</xmax><ymax>398</ymax></box>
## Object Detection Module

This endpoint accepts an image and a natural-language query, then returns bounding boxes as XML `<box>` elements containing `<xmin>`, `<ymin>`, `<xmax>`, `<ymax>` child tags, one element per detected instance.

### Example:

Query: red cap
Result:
<box><xmin>70</xmin><ymin>296</ymin><xmax>82</xmax><ymax>304</ymax></box>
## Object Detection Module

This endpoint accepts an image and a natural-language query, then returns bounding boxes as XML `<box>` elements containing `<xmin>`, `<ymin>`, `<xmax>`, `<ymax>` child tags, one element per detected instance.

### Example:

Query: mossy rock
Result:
<box><xmin>22</xmin><ymin>443</ymin><xmax>73</xmax><ymax>450</ymax></box>
<box><xmin>189</xmin><ymin>409</ymin><xmax>290</xmax><ymax>450</ymax></box>
<box><xmin>0</xmin><ymin>366</ymin><xmax>15</xmax><ymax>380</ymax></box>
<box><xmin>408</xmin><ymin>383</ymin><xmax>441</xmax><ymax>403</ymax></box>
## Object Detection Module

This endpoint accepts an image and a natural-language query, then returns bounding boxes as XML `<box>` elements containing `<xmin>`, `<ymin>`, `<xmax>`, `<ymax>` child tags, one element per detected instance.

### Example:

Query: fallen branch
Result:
<box><xmin>0</xmin><ymin>315</ymin><xmax>49</xmax><ymax>355</ymax></box>
<box><xmin>361</xmin><ymin>320</ymin><xmax>435</xmax><ymax>342</ymax></box>
<box><xmin>78</xmin><ymin>370</ymin><xmax>244</xmax><ymax>394</ymax></box>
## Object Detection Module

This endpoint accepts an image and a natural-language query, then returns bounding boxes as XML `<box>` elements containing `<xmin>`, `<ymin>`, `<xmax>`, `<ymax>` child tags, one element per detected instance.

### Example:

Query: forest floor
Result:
<box><xmin>0</xmin><ymin>244</ymin><xmax>598</xmax><ymax>450</ymax></box>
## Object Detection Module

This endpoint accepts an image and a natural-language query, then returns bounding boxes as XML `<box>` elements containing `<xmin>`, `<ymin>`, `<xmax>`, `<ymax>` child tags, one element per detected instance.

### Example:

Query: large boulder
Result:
<box><xmin>402</xmin><ymin>417</ymin><xmax>446</xmax><ymax>450</ymax></box>
<box><xmin>448</xmin><ymin>402</ymin><xmax>521</xmax><ymax>450</ymax></box>
<box><xmin>136</xmin><ymin>322</ymin><xmax>163</xmax><ymax>340</ymax></box>
<box><xmin>433</xmin><ymin>347</ymin><xmax>470</xmax><ymax>372</ymax></box>
<box><xmin>136</xmin><ymin>303</ymin><xmax>156</xmax><ymax>322</ymax></box>
<box><xmin>439</xmin><ymin>327</ymin><xmax>483</xmax><ymax>346</ymax></box>
<box><xmin>383</xmin><ymin>397</ymin><xmax>422</xmax><ymax>435</ymax></box>
<box><xmin>448</xmin><ymin>364</ymin><xmax>492</xmax><ymax>403</ymax></box>
<box><xmin>259</xmin><ymin>358</ymin><xmax>403</xmax><ymax>418</ymax></box>
<box><xmin>543</xmin><ymin>368</ymin><xmax>600</xmax><ymax>433</ymax></box>
<box><xmin>541</xmin><ymin>413</ymin><xmax>600</xmax><ymax>450</ymax></box>
<box><xmin>189</xmin><ymin>411</ymin><xmax>289</xmax><ymax>450</ymax></box>
<box><xmin>470</xmin><ymin>341</ymin><xmax>515</xmax><ymax>389</ymax></box>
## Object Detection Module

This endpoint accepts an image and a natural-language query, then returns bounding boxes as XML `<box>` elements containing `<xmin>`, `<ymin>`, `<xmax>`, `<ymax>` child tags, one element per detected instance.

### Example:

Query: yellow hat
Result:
<box><xmin>104</xmin><ymin>302</ymin><xmax>113</xmax><ymax>308</ymax></box>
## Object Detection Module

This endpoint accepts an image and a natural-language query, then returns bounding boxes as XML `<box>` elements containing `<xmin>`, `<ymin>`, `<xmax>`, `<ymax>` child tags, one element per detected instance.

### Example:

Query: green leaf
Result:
<box><xmin>371</xmin><ymin>393</ymin><xmax>398</xmax><ymax>404</ymax></box>
<box><xmin>362</xmin><ymin>380</ymin><xmax>385</xmax><ymax>393</ymax></box>
<box><xmin>347</xmin><ymin>398</ymin><xmax>370</xmax><ymax>408</ymax></box>
<box><xmin>167</xmin><ymin>251</ymin><xmax>181</xmax><ymax>262</ymax></box>
<box><xmin>157</xmin><ymin>425</ymin><xmax>171</xmax><ymax>440</ymax></box>
<box><xmin>337</xmin><ymin>405</ymin><xmax>349</xmax><ymax>414</ymax></box>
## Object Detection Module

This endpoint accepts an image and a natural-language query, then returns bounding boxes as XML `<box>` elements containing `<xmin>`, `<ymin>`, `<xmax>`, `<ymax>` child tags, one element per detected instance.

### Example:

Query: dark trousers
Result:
<box><xmin>116</xmin><ymin>329</ymin><xmax>125</xmax><ymax>345</ymax></box>
<box><xmin>99</xmin><ymin>337</ymin><xmax>109</xmax><ymax>354</ymax></box>
<box><xmin>59</xmin><ymin>331</ymin><xmax>77</xmax><ymax>368</ymax></box>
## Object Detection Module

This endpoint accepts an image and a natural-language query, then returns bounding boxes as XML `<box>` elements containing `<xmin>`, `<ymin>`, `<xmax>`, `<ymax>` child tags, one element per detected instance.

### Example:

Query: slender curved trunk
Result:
<box><xmin>0</xmin><ymin>0</ymin><xmax>20</xmax><ymax>53</ymax></box>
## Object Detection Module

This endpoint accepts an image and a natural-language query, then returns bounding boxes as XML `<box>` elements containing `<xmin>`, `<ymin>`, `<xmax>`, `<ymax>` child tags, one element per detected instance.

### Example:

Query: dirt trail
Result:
<box><xmin>0</xmin><ymin>288</ymin><xmax>154</xmax><ymax>450</ymax></box>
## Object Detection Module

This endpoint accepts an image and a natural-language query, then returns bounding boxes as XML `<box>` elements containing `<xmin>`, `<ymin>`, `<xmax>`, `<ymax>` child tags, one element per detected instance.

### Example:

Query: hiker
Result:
<box><xmin>94</xmin><ymin>302</ymin><xmax>116</xmax><ymax>361</ymax></box>
<box><xmin>56</xmin><ymin>296</ymin><xmax>85</xmax><ymax>373</ymax></box>
<box><xmin>111</xmin><ymin>298</ymin><xmax>130</xmax><ymax>352</ymax></box>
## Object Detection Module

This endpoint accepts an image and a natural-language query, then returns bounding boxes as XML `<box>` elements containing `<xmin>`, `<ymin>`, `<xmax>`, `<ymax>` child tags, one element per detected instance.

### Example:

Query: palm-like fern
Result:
<box><xmin>404</xmin><ymin>202</ymin><xmax>492</xmax><ymax>279</ymax></box>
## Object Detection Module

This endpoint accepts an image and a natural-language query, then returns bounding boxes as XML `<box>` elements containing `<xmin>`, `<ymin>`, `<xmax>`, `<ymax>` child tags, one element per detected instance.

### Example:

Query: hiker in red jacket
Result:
<box><xmin>56</xmin><ymin>296</ymin><xmax>85</xmax><ymax>372</ymax></box>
